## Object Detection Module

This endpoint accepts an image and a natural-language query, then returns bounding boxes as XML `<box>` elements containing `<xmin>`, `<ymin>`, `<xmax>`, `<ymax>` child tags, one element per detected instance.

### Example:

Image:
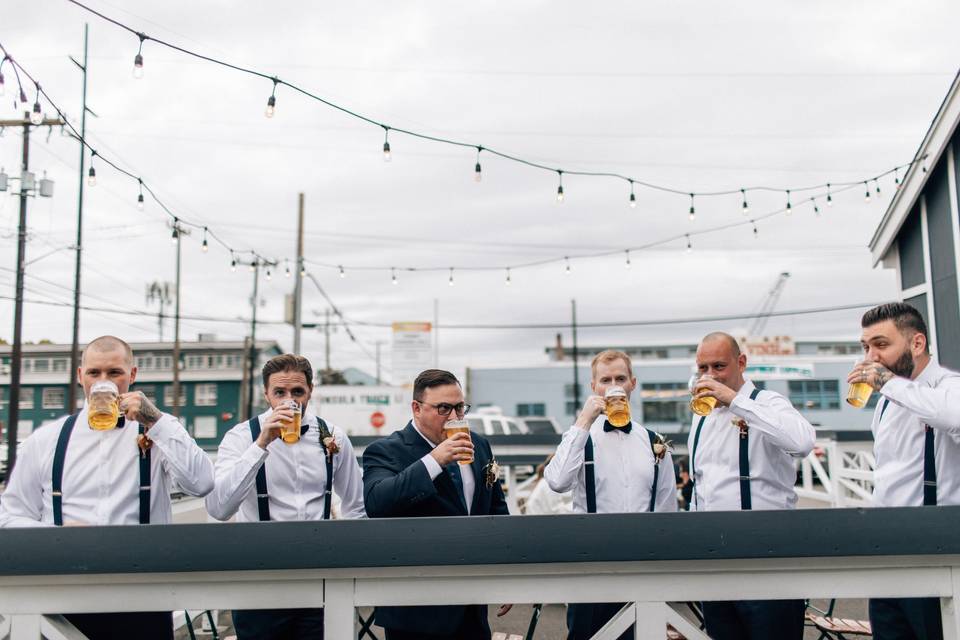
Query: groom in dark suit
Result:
<box><xmin>363</xmin><ymin>368</ymin><xmax>510</xmax><ymax>639</ymax></box>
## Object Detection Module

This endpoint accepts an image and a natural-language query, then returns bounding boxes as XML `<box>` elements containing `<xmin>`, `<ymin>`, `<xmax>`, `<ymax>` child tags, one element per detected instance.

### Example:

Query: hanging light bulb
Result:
<box><xmin>0</xmin><ymin>70</ymin><xmax>5</xmax><ymax>97</ymax></box>
<box><xmin>249</xmin><ymin>260</ymin><xmax>256</xmax><ymax>273</ymax></box>
<box><xmin>448</xmin><ymin>267</ymin><xmax>455</xmax><ymax>287</ymax></box>
<box><xmin>505</xmin><ymin>267</ymin><xmax>511</xmax><ymax>286</ymax></box>
<box><xmin>826</xmin><ymin>183</ymin><xmax>833</xmax><ymax>207</ymax></box>
<box><xmin>171</xmin><ymin>220</ymin><xmax>180</xmax><ymax>244</ymax></box>
<box><xmin>18</xmin><ymin>87</ymin><xmax>27</xmax><ymax>104</ymax></box>
<box><xmin>266</xmin><ymin>267</ymin><xmax>272</xmax><ymax>280</ymax></box>
<box><xmin>137</xmin><ymin>180</ymin><xmax>145</xmax><ymax>211</ymax></box>
<box><xmin>625</xmin><ymin>250</ymin><xmax>631</xmax><ymax>269</ymax></box>
<box><xmin>201</xmin><ymin>227</ymin><xmax>209</xmax><ymax>252</ymax></box>
<box><xmin>752</xmin><ymin>221</ymin><xmax>758</xmax><ymax>239</ymax></box>
<box><xmin>785</xmin><ymin>190</ymin><xmax>792</xmax><ymax>215</ymax></box>
<box><xmin>564</xmin><ymin>256</ymin><xmax>571</xmax><ymax>274</ymax></box>
<box><xmin>628</xmin><ymin>180</ymin><xmax>636</xmax><ymax>208</ymax></box>
<box><xmin>383</xmin><ymin>127</ymin><xmax>391</xmax><ymax>162</ymax></box>
<box><xmin>133</xmin><ymin>33</ymin><xmax>146</xmax><ymax>79</ymax></box>
<box><xmin>30</xmin><ymin>100</ymin><xmax>42</xmax><ymax>125</ymax></box>
<box><xmin>299</xmin><ymin>260</ymin><xmax>306</xmax><ymax>277</ymax></box>
<box><xmin>284</xmin><ymin>260</ymin><xmax>291</xmax><ymax>277</ymax></box>
<box><xmin>87</xmin><ymin>162</ymin><xmax>96</xmax><ymax>187</ymax></box>
<box><xmin>339</xmin><ymin>265</ymin><xmax>346</xmax><ymax>278</ymax></box>
<box><xmin>391</xmin><ymin>267</ymin><xmax>398</xmax><ymax>285</ymax></box>
<box><xmin>894</xmin><ymin>168</ymin><xmax>901</xmax><ymax>188</ymax></box>
<box><xmin>688</xmin><ymin>194</ymin><xmax>695</xmax><ymax>221</ymax></box>
<box><xmin>474</xmin><ymin>147</ymin><xmax>482</xmax><ymax>182</ymax></box>
<box><xmin>685</xmin><ymin>234</ymin><xmax>692</xmax><ymax>253</ymax></box>
<box><xmin>556</xmin><ymin>171</ymin><xmax>564</xmax><ymax>202</ymax></box>
<box><xmin>812</xmin><ymin>198</ymin><xmax>821</xmax><ymax>217</ymax></box>
<box><xmin>230</xmin><ymin>254</ymin><xmax>237</xmax><ymax>272</ymax></box>
<box><xmin>864</xmin><ymin>181</ymin><xmax>871</xmax><ymax>203</ymax></box>
<box><xmin>874</xmin><ymin>179</ymin><xmax>881</xmax><ymax>197</ymax></box>
<box><xmin>265</xmin><ymin>78</ymin><xmax>278</xmax><ymax>118</ymax></box>
<box><xmin>741</xmin><ymin>188</ymin><xmax>749</xmax><ymax>215</ymax></box>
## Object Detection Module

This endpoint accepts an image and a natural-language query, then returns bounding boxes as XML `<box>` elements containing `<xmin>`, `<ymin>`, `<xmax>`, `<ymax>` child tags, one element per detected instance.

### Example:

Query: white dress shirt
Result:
<box><xmin>687</xmin><ymin>380</ymin><xmax>815</xmax><ymax>512</ymax></box>
<box><xmin>412</xmin><ymin>419</ymin><xmax>475</xmax><ymax>514</ymax></box>
<box><xmin>872</xmin><ymin>360</ymin><xmax>960</xmax><ymax>507</ymax></box>
<box><xmin>544</xmin><ymin>416</ymin><xmax>678</xmax><ymax>514</ymax></box>
<box><xmin>205</xmin><ymin>408</ymin><xmax>366</xmax><ymax>522</ymax></box>
<box><xmin>0</xmin><ymin>408</ymin><xmax>214</xmax><ymax>528</ymax></box>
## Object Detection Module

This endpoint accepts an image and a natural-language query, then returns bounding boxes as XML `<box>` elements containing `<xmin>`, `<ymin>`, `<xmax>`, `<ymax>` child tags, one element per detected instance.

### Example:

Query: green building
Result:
<box><xmin>0</xmin><ymin>338</ymin><xmax>283</xmax><ymax>450</ymax></box>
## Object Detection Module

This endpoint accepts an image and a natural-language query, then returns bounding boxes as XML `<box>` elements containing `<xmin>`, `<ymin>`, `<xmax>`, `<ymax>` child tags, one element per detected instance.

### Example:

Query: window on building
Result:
<box><xmin>640</xmin><ymin>382</ymin><xmax>690</xmax><ymax>425</ymax></box>
<box><xmin>516</xmin><ymin>403</ymin><xmax>546</xmax><ymax>417</ymax></box>
<box><xmin>788</xmin><ymin>379</ymin><xmax>841</xmax><ymax>411</ymax></box>
<box><xmin>19</xmin><ymin>387</ymin><xmax>34</xmax><ymax>409</ymax></box>
<box><xmin>137</xmin><ymin>385</ymin><xmax>157</xmax><ymax>403</ymax></box>
<box><xmin>193</xmin><ymin>416</ymin><xmax>218</xmax><ymax>439</ymax></box>
<box><xmin>52</xmin><ymin>358</ymin><xmax>68</xmax><ymax>372</ymax></box>
<box><xmin>195</xmin><ymin>383</ymin><xmax>218</xmax><ymax>407</ymax></box>
<box><xmin>163</xmin><ymin>385</ymin><xmax>187</xmax><ymax>407</ymax></box>
<box><xmin>563</xmin><ymin>383</ymin><xmax>577</xmax><ymax>399</ymax></box>
<box><xmin>42</xmin><ymin>387</ymin><xmax>64</xmax><ymax>409</ymax></box>
<box><xmin>32</xmin><ymin>358</ymin><xmax>50</xmax><ymax>373</ymax></box>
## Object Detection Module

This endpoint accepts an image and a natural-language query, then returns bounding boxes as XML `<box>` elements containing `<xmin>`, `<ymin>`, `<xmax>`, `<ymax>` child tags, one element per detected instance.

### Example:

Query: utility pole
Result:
<box><xmin>293</xmin><ymin>192</ymin><xmax>304</xmax><ymax>354</ymax></box>
<box><xmin>1</xmin><ymin>113</ymin><xmax>60</xmax><ymax>475</ymax></box>
<box><xmin>375</xmin><ymin>340</ymin><xmax>384</xmax><ymax>385</ymax></box>
<box><xmin>571</xmin><ymin>299</ymin><xmax>580</xmax><ymax>410</ymax></box>
<box><xmin>171</xmin><ymin>221</ymin><xmax>186</xmax><ymax>419</ymax></box>
<box><xmin>241</xmin><ymin>256</ymin><xmax>275</xmax><ymax>421</ymax></box>
<box><xmin>67</xmin><ymin>24</ymin><xmax>90</xmax><ymax>416</ymax></box>
<box><xmin>145</xmin><ymin>281</ymin><xmax>172</xmax><ymax>341</ymax></box>
<box><xmin>433</xmin><ymin>298</ymin><xmax>439</xmax><ymax>368</ymax></box>
<box><xmin>323</xmin><ymin>308</ymin><xmax>332</xmax><ymax>371</ymax></box>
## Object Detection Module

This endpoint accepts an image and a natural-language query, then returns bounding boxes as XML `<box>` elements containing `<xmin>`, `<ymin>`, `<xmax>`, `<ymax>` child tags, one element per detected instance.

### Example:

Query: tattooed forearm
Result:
<box><xmin>137</xmin><ymin>393</ymin><xmax>163</xmax><ymax>427</ymax></box>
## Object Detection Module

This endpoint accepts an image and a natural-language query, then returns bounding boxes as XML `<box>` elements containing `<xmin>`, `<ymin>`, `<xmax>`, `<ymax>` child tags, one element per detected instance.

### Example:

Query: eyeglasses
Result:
<box><xmin>416</xmin><ymin>400</ymin><xmax>471</xmax><ymax>417</ymax></box>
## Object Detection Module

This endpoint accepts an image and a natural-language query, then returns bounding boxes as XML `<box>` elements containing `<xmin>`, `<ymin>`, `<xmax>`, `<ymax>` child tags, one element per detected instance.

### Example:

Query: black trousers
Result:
<box><xmin>701</xmin><ymin>599</ymin><xmax>805</xmax><ymax>640</ymax></box>
<box><xmin>383</xmin><ymin>604</ymin><xmax>489</xmax><ymax>640</ymax></box>
<box><xmin>869</xmin><ymin>597</ymin><xmax>943</xmax><ymax>640</ymax></box>
<box><xmin>64</xmin><ymin>612</ymin><xmax>173</xmax><ymax>640</ymax></box>
<box><xmin>232</xmin><ymin>607</ymin><xmax>325</xmax><ymax>640</ymax></box>
<box><xmin>566</xmin><ymin>602</ymin><xmax>632</xmax><ymax>640</ymax></box>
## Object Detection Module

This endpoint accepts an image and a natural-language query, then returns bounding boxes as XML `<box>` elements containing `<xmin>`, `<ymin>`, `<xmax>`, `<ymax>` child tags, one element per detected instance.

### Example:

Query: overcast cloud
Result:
<box><xmin>2</xmin><ymin>1</ymin><xmax>959</xmax><ymax>381</ymax></box>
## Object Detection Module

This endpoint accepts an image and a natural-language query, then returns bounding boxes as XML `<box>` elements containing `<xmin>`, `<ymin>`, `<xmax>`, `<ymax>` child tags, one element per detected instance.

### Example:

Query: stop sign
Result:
<box><xmin>370</xmin><ymin>411</ymin><xmax>386</xmax><ymax>429</ymax></box>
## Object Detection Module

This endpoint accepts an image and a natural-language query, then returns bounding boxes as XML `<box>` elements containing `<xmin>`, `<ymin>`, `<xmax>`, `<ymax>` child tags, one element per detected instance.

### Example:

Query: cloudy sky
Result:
<box><xmin>2</xmin><ymin>1</ymin><xmax>959</xmax><ymax>382</ymax></box>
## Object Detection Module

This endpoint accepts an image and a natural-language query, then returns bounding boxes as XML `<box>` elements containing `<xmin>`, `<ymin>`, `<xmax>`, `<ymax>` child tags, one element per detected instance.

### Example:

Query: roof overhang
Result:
<box><xmin>870</xmin><ymin>70</ymin><xmax>960</xmax><ymax>267</ymax></box>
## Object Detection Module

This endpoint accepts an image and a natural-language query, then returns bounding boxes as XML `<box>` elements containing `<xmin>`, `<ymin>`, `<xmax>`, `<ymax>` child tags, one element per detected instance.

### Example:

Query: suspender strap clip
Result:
<box><xmin>249</xmin><ymin>416</ymin><xmax>272</xmax><ymax>522</ymax></box>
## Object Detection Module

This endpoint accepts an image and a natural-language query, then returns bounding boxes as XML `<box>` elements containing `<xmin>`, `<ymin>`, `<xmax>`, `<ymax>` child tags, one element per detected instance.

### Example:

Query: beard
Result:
<box><xmin>888</xmin><ymin>347</ymin><xmax>915</xmax><ymax>379</ymax></box>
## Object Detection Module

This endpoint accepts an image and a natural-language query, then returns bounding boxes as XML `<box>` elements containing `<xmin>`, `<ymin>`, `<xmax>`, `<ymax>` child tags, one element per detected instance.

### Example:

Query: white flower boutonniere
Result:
<box><xmin>483</xmin><ymin>459</ymin><xmax>501</xmax><ymax>489</ymax></box>
<box><xmin>318</xmin><ymin>423</ymin><xmax>340</xmax><ymax>462</ymax></box>
<box><xmin>652</xmin><ymin>433</ymin><xmax>672</xmax><ymax>464</ymax></box>
<box><xmin>731</xmin><ymin>418</ymin><xmax>749</xmax><ymax>437</ymax></box>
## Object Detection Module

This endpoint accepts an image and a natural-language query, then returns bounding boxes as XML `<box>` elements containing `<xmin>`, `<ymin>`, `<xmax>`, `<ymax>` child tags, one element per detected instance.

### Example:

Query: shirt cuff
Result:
<box><xmin>143</xmin><ymin>413</ymin><xmax>181</xmax><ymax>442</ymax></box>
<box><xmin>420</xmin><ymin>452</ymin><xmax>443</xmax><ymax>479</ymax></box>
<box><xmin>243</xmin><ymin>440</ymin><xmax>270</xmax><ymax>465</ymax></box>
<box><xmin>879</xmin><ymin>376</ymin><xmax>909</xmax><ymax>400</ymax></box>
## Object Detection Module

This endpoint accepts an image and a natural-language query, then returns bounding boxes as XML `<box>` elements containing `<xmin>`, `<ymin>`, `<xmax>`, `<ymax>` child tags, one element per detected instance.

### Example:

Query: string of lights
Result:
<box><xmin>0</xmin><ymin>40</ymin><xmax>925</xmax><ymax>288</ymax></box>
<box><xmin>60</xmin><ymin>0</ymin><xmax>927</xmax><ymax>209</ymax></box>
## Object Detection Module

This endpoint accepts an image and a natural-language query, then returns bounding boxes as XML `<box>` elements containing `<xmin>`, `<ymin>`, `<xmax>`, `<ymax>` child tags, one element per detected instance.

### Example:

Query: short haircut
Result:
<box><xmin>590</xmin><ymin>350</ymin><xmax>633</xmax><ymax>378</ymax></box>
<box><xmin>413</xmin><ymin>369</ymin><xmax>460</xmax><ymax>401</ymax></box>
<box><xmin>862</xmin><ymin>302</ymin><xmax>929</xmax><ymax>352</ymax></box>
<box><xmin>82</xmin><ymin>335</ymin><xmax>133</xmax><ymax>366</ymax></box>
<box><xmin>699</xmin><ymin>332</ymin><xmax>741</xmax><ymax>358</ymax></box>
<box><xmin>261</xmin><ymin>354</ymin><xmax>314</xmax><ymax>389</ymax></box>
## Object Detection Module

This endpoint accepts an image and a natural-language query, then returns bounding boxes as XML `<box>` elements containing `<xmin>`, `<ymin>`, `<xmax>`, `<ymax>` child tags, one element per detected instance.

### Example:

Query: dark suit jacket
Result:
<box><xmin>362</xmin><ymin>421</ymin><xmax>509</xmax><ymax>634</ymax></box>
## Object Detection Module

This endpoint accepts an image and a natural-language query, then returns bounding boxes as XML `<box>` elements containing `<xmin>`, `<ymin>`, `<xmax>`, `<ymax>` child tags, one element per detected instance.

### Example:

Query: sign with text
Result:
<box><xmin>392</xmin><ymin>321</ymin><xmax>433</xmax><ymax>387</ymax></box>
<box><xmin>312</xmin><ymin>385</ymin><xmax>412</xmax><ymax>436</ymax></box>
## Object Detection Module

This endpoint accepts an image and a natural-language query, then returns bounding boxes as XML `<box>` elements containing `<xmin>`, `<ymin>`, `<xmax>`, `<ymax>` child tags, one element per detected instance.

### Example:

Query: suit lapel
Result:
<box><xmin>402</xmin><ymin>421</ymin><xmax>468</xmax><ymax>515</ymax></box>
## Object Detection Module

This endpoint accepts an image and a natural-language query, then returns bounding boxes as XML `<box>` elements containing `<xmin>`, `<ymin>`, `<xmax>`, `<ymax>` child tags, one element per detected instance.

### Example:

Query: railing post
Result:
<box><xmin>943</xmin><ymin>566</ymin><xmax>960</xmax><ymax>640</ymax></box>
<box><xmin>9</xmin><ymin>615</ymin><xmax>40</xmax><ymax>640</ymax></box>
<box><xmin>827</xmin><ymin>441</ymin><xmax>842</xmax><ymax>508</ymax></box>
<box><xmin>324</xmin><ymin>578</ymin><xmax>354</xmax><ymax>639</ymax></box>
<box><xmin>634</xmin><ymin>603</ymin><xmax>666</xmax><ymax>639</ymax></box>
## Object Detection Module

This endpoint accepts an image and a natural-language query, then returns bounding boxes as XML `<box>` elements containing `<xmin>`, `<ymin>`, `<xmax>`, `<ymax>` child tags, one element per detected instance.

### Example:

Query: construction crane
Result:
<box><xmin>747</xmin><ymin>272</ymin><xmax>791</xmax><ymax>336</ymax></box>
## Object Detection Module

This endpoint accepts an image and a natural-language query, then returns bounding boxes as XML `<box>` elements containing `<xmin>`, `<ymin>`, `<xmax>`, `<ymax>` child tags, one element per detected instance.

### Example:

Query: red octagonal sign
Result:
<box><xmin>370</xmin><ymin>411</ymin><xmax>386</xmax><ymax>429</ymax></box>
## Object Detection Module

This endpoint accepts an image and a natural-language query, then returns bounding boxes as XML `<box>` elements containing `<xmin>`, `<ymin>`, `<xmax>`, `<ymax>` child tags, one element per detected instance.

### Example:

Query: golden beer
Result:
<box><xmin>846</xmin><ymin>382</ymin><xmax>873</xmax><ymax>408</ymax></box>
<box><xmin>88</xmin><ymin>380</ymin><xmax>120</xmax><ymax>431</ymax></box>
<box><xmin>688</xmin><ymin>374</ymin><xmax>717</xmax><ymax>417</ymax></box>
<box><xmin>443</xmin><ymin>419</ymin><xmax>473</xmax><ymax>465</ymax></box>
<box><xmin>279</xmin><ymin>400</ymin><xmax>302</xmax><ymax>444</ymax></box>
<box><xmin>604</xmin><ymin>386</ymin><xmax>631</xmax><ymax>428</ymax></box>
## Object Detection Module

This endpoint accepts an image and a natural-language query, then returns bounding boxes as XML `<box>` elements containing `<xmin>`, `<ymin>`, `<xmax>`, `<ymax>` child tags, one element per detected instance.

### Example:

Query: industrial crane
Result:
<box><xmin>747</xmin><ymin>272</ymin><xmax>791</xmax><ymax>336</ymax></box>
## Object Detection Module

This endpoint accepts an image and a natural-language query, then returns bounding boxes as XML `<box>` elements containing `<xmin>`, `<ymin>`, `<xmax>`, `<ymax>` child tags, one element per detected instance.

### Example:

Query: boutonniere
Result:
<box><xmin>731</xmin><ymin>418</ymin><xmax>749</xmax><ymax>436</ymax></box>
<box><xmin>318</xmin><ymin>423</ymin><xmax>340</xmax><ymax>461</ymax></box>
<box><xmin>137</xmin><ymin>433</ymin><xmax>153</xmax><ymax>458</ymax></box>
<box><xmin>483</xmin><ymin>459</ymin><xmax>501</xmax><ymax>489</ymax></box>
<box><xmin>651</xmin><ymin>433</ymin><xmax>672</xmax><ymax>464</ymax></box>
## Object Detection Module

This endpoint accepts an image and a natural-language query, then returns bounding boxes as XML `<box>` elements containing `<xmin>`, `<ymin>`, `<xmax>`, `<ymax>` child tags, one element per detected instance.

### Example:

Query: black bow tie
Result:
<box><xmin>603</xmin><ymin>420</ymin><xmax>631</xmax><ymax>434</ymax></box>
<box><xmin>300</xmin><ymin>421</ymin><xmax>310</xmax><ymax>436</ymax></box>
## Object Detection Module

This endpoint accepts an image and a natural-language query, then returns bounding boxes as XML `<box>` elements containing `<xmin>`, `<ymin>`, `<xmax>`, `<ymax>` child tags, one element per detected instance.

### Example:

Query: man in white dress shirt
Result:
<box><xmin>848</xmin><ymin>302</ymin><xmax>960</xmax><ymax>640</ymax></box>
<box><xmin>687</xmin><ymin>332</ymin><xmax>815</xmax><ymax>640</ymax></box>
<box><xmin>0</xmin><ymin>335</ymin><xmax>215</xmax><ymax>640</ymax></box>
<box><xmin>546</xmin><ymin>350</ymin><xmax>678</xmax><ymax>640</ymax></box>
<box><xmin>206</xmin><ymin>353</ymin><xmax>365</xmax><ymax>639</ymax></box>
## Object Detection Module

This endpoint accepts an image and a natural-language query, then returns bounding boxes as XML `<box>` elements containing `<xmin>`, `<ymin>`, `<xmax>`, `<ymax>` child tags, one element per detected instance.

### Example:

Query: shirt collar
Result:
<box><xmin>914</xmin><ymin>359</ymin><xmax>939</xmax><ymax>386</ymax></box>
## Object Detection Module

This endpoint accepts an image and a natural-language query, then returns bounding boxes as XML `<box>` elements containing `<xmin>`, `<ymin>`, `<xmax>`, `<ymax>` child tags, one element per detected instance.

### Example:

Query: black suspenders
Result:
<box><xmin>248</xmin><ymin>415</ymin><xmax>335</xmax><ymax>521</ymax></box>
<box><xmin>690</xmin><ymin>387</ymin><xmax>761</xmax><ymax>511</ymax></box>
<box><xmin>583</xmin><ymin>428</ymin><xmax>660</xmax><ymax>513</ymax></box>
<box><xmin>52</xmin><ymin>412</ymin><xmax>151</xmax><ymax>526</ymax></box>
<box><xmin>878</xmin><ymin>398</ymin><xmax>937</xmax><ymax>506</ymax></box>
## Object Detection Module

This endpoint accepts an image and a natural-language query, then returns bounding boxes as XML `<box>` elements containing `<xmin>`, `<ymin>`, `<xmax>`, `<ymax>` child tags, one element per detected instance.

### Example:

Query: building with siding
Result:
<box><xmin>0</xmin><ymin>339</ymin><xmax>282</xmax><ymax>449</ymax></box>
<box><xmin>870</xmin><ymin>71</ymin><xmax>960</xmax><ymax>368</ymax></box>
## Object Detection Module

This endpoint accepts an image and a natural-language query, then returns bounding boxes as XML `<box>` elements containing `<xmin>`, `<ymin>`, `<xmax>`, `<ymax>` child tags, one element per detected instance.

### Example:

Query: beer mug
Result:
<box><xmin>688</xmin><ymin>374</ymin><xmax>717</xmax><ymax>417</ymax></box>
<box><xmin>88</xmin><ymin>380</ymin><xmax>120</xmax><ymax>431</ymax></box>
<box><xmin>443</xmin><ymin>418</ymin><xmax>473</xmax><ymax>465</ymax></box>
<box><xmin>278</xmin><ymin>400</ymin><xmax>302</xmax><ymax>444</ymax></box>
<box><xmin>846</xmin><ymin>382</ymin><xmax>873</xmax><ymax>408</ymax></box>
<box><xmin>604</xmin><ymin>386</ymin><xmax>631</xmax><ymax>428</ymax></box>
